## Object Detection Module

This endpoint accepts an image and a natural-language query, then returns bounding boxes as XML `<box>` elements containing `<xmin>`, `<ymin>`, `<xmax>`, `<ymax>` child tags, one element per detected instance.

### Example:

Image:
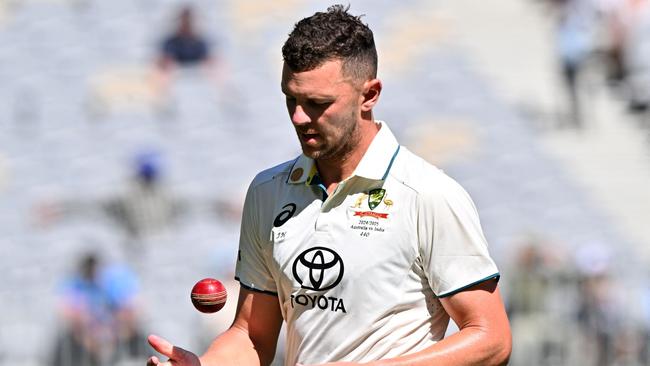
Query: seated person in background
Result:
<box><xmin>157</xmin><ymin>5</ymin><xmax>214</xmax><ymax>72</ymax></box>
<box><xmin>154</xmin><ymin>5</ymin><xmax>224</xmax><ymax>97</ymax></box>
<box><xmin>33</xmin><ymin>150</ymin><xmax>183</xmax><ymax>257</ymax></box>
<box><xmin>104</xmin><ymin>151</ymin><xmax>182</xmax><ymax>244</ymax></box>
<box><xmin>52</xmin><ymin>252</ymin><xmax>146</xmax><ymax>366</ymax></box>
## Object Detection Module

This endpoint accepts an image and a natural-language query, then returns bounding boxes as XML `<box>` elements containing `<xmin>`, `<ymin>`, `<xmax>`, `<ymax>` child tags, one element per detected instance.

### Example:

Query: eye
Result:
<box><xmin>308</xmin><ymin>99</ymin><xmax>332</xmax><ymax>107</ymax></box>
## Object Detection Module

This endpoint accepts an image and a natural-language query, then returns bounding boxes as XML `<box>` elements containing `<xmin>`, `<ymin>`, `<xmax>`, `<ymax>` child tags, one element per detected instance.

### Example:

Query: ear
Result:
<box><xmin>360</xmin><ymin>79</ymin><xmax>382</xmax><ymax>112</ymax></box>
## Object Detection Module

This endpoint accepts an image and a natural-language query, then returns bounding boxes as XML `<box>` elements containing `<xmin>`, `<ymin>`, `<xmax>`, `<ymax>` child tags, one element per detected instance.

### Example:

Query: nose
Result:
<box><xmin>290</xmin><ymin>104</ymin><xmax>310</xmax><ymax>126</ymax></box>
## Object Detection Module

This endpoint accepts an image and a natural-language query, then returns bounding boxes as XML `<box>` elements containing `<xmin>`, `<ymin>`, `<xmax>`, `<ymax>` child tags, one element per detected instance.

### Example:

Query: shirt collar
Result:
<box><xmin>286</xmin><ymin>155</ymin><xmax>318</xmax><ymax>185</ymax></box>
<box><xmin>286</xmin><ymin>121</ymin><xmax>400</xmax><ymax>185</ymax></box>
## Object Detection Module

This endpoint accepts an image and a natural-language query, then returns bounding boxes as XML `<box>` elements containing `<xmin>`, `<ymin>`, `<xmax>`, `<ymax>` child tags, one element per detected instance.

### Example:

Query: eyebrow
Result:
<box><xmin>281</xmin><ymin>87</ymin><xmax>335</xmax><ymax>100</ymax></box>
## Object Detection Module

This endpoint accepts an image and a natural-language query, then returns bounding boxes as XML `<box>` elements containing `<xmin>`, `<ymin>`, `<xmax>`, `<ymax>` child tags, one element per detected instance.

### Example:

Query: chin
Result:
<box><xmin>302</xmin><ymin>150</ymin><xmax>320</xmax><ymax>159</ymax></box>
<box><xmin>300</xmin><ymin>145</ymin><xmax>321</xmax><ymax>159</ymax></box>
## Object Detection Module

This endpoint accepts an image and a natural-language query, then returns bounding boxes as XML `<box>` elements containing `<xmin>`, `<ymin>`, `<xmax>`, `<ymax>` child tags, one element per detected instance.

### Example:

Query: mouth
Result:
<box><xmin>299</xmin><ymin>131</ymin><xmax>320</xmax><ymax>145</ymax></box>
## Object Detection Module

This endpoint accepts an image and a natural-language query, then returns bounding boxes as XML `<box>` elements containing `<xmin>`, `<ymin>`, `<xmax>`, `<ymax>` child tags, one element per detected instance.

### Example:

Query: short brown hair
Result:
<box><xmin>282</xmin><ymin>4</ymin><xmax>377</xmax><ymax>80</ymax></box>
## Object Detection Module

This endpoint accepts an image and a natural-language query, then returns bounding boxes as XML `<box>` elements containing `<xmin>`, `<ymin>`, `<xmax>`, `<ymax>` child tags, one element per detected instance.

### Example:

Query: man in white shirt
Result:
<box><xmin>147</xmin><ymin>4</ymin><xmax>511</xmax><ymax>366</ymax></box>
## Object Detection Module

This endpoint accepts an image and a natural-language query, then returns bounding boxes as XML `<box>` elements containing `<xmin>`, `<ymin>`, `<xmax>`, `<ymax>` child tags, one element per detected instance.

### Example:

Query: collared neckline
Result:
<box><xmin>286</xmin><ymin>121</ymin><xmax>400</xmax><ymax>185</ymax></box>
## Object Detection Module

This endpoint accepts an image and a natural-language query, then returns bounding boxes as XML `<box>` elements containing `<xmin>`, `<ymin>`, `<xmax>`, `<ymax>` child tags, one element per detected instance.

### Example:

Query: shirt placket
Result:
<box><xmin>312</xmin><ymin>179</ymin><xmax>350</xmax><ymax>235</ymax></box>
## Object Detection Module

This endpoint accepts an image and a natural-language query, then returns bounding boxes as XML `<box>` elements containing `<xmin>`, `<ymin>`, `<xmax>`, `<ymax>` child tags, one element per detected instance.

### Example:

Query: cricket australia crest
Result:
<box><xmin>368</xmin><ymin>188</ymin><xmax>386</xmax><ymax>210</ymax></box>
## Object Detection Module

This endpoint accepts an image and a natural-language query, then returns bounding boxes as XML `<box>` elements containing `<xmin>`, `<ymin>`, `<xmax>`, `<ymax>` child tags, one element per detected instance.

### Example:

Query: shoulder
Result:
<box><xmin>248</xmin><ymin>158</ymin><xmax>297</xmax><ymax>191</ymax></box>
<box><xmin>389</xmin><ymin>147</ymin><xmax>463</xmax><ymax>196</ymax></box>
<box><xmin>242</xmin><ymin>158</ymin><xmax>297</xmax><ymax>227</ymax></box>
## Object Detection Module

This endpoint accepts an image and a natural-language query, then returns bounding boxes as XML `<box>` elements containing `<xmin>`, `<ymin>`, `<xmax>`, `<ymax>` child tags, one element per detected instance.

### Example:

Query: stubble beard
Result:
<box><xmin>306</xmin><ymin>113</ymin><xmax>360</xmax><ymax>164</ymax></box>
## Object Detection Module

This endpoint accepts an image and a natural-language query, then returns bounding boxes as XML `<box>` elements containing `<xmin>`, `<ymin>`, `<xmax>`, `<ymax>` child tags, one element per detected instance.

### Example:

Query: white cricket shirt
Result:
<box><xmin>235</xmin><ymin>121</ymin><xmax>499</xmax><ymax>365</ymax></box>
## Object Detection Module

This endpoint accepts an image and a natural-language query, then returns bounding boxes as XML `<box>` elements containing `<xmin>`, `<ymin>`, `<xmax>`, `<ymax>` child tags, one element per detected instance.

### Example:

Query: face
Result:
<box><xmin>281</xmin><ymin>60</ymin><xmax>363</xmax><ymax>162</ymax></box>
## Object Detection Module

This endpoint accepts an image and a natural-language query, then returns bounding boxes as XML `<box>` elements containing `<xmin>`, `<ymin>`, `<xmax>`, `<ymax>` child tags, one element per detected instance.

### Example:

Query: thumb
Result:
<box><xmin>148</xmin><ymin>334</ymin><xmax>197</xmax><ymax>362</ymax></box>
<box><xmin>148</xmin><ymin>334</ymin><xmax>175</xmax><ymax>357</ymax></box>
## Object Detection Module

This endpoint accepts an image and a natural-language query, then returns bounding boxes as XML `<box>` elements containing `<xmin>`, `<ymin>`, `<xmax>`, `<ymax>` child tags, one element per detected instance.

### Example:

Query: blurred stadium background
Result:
<box><xmin>1</xmin><ymin>0</ymin><xmax>650</xmax><ymax>365</ymax></box>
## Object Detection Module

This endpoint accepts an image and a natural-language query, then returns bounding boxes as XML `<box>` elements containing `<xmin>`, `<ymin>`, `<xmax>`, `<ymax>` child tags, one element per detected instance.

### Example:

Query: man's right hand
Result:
<box><xmin>145</xmin><ymin>288</ymin><xmax>284</xmax><ymax>366</ymax></box>
<box><xmin>147</xmin><ymin>334</ymin><xmax>201</xmax><ymax>366</ymax></box>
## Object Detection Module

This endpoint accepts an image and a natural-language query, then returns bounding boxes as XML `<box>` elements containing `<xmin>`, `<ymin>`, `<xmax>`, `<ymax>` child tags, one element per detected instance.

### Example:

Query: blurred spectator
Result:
<box><xmin>592</xmin><ymin>0</ymin><xmax>650</xmax><ymax>113</ymax></box>
<box><xmin>617</xmin><ymin>0</ymin><xmax>650</xmax><ymax>112</ymax></box>
<box><xmin>576</xmin><ymin>271</ymin><xmax>618</xmax><ymax>365</ymax></box>
<box><xmin>600</xmin><ymin>0</ymin><xmax>629</xmax><ymax>85</ymax></box>
<box><xmin>51</xmin><ymin>252</ymin><xmax>146</xmax><ymax>366</ymax></box>
<box><xmin>34</xmin><ymin>150</ymin><xmax>243</xmax><ymax>258</ymax></box>
<box><xmin>154</xmin><ymin>5</ymin><xmax>222</xmax><ymax>90</ymax></box>
<box><xmin>35</xmin><ymin>150</ymin><xmax>183</xmax><ymax>256</ymax></box>
<box><xmin>157</xmin><ymin>5</ymin><xmax>212</xmax><ymax>70</ymax></box>
<box><xmin>507</xmin><ymin>243</ymin><xmax>551</xmax><ymax>316</ymax></box>
<box><xmin>147</xmin><ymin>4</ymin><xmax>228</xmax><ymax>121</ymax></box>
<box><xmin>103</xmin><ymin>151</ymin><xmax>181</xmax><ymax>244</ymax></box>
<box><xmin>506</xmin><ymin>238</ymin><xmax>650</xmax><ymax>365</ymax></box>
<box><xmin>573</xmin><ymin>243</ymin><xmax>627</xmax><ymax>366</ymax></box>
<box><xmin>506</xmin><ymin>238</ymin><xmax>571</xmax><ymax>364</ymax></box>
<box><xmin>550</xmin><ymin>0</ymin><xmax>601</xmax><ymax>127</ymax></box>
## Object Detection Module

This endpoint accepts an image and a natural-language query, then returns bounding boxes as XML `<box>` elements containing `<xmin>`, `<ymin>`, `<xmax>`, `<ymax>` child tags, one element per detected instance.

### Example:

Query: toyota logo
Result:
<box><xmin>292</xmin><ymin>247</ymin><xmax>344</xmax><ymax>291</ymax></box>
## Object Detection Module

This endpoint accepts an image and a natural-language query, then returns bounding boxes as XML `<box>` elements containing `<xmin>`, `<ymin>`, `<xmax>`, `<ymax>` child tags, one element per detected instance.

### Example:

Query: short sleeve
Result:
<box><xmin>417</xmin><ymin>173</ymin><xmax>499</xmax><ymax>297</ymax></box>
<box><xmin>234</xmin><ymin>182</ymin><xmax>278</xmax><ymax>295</ymax></box>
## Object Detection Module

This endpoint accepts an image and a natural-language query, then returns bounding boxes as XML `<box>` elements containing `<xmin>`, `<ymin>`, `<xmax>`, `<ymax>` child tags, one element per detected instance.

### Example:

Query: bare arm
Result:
<box><xmin>201</xmin><ymin>287</ymin><xmax>284</xmax><ymax>365</ymax></box>
<box><xmin>371</xmin><ymin>280</ymin><xmax>511</xmax><ymax>366</ymax></box>
<box><xmin>147</xmin><ymin>287</ymin><xmax>284</xmax><ymax>366</ymax></box>
<box><xmin>310</xmin><ymin>280</ymin><xmax>511</xmax><ymax>366</ymax></box>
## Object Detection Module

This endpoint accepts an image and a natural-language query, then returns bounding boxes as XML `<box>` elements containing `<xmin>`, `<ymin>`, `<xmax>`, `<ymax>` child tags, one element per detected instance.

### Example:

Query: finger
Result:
<box><xmin>148</xmin><ymin>355</ymin><xmax>174</xmax><ymax>366</ymax></box>
<box><xmin>148</xmin><ymin>334</ymin><xmax>175</xmax><ymax>358</ymax></box>
<box><xmin>148</xmin><ymin>334</ymin><xmax>198</xmax><ymax>364</ymax></box>
<box><xmin>149</xmin><ymin>333</ymin><xmax>201</xmax><ymax>364</ymax></box>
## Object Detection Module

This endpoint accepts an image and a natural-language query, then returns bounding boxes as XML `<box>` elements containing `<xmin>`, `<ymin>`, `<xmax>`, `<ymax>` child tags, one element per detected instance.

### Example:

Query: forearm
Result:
<box><xmin>370</xmin><ymin>326</ymin><xmax>510</xmax><ymax>366</ymax></box>
<box><xmin>199</xmin><ymin>325</ymin><xmax>274</xmax><ymax>366</ymax></box>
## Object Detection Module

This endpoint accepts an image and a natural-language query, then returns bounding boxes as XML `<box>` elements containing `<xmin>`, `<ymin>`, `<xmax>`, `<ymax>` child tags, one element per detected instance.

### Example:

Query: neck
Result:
<box><xmin>316</xmin><ymin>119</ymin><xmax>380</xmax><ymax>193</ymax></box>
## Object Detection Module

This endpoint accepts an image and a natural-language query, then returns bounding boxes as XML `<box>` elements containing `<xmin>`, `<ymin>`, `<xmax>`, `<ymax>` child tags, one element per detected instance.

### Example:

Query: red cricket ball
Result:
<box><xmin>190</xmin><ymin>278</ymin><xmax>227</xmax><ymax>313</ymax></box>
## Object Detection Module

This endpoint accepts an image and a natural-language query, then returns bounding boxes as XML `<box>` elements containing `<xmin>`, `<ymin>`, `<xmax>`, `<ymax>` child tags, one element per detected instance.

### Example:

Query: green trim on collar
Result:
<box><xmin>382</xmin><ymin>145</ymin><xmax>401</xmax><ymax>181</ymax></box>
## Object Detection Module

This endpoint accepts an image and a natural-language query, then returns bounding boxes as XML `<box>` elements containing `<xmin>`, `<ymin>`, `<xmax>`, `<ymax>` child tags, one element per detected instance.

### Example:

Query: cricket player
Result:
<box><xmin>147</xmin><ymin>4</ymin><xmax>511</xmax><ymax>366</ymax></box>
